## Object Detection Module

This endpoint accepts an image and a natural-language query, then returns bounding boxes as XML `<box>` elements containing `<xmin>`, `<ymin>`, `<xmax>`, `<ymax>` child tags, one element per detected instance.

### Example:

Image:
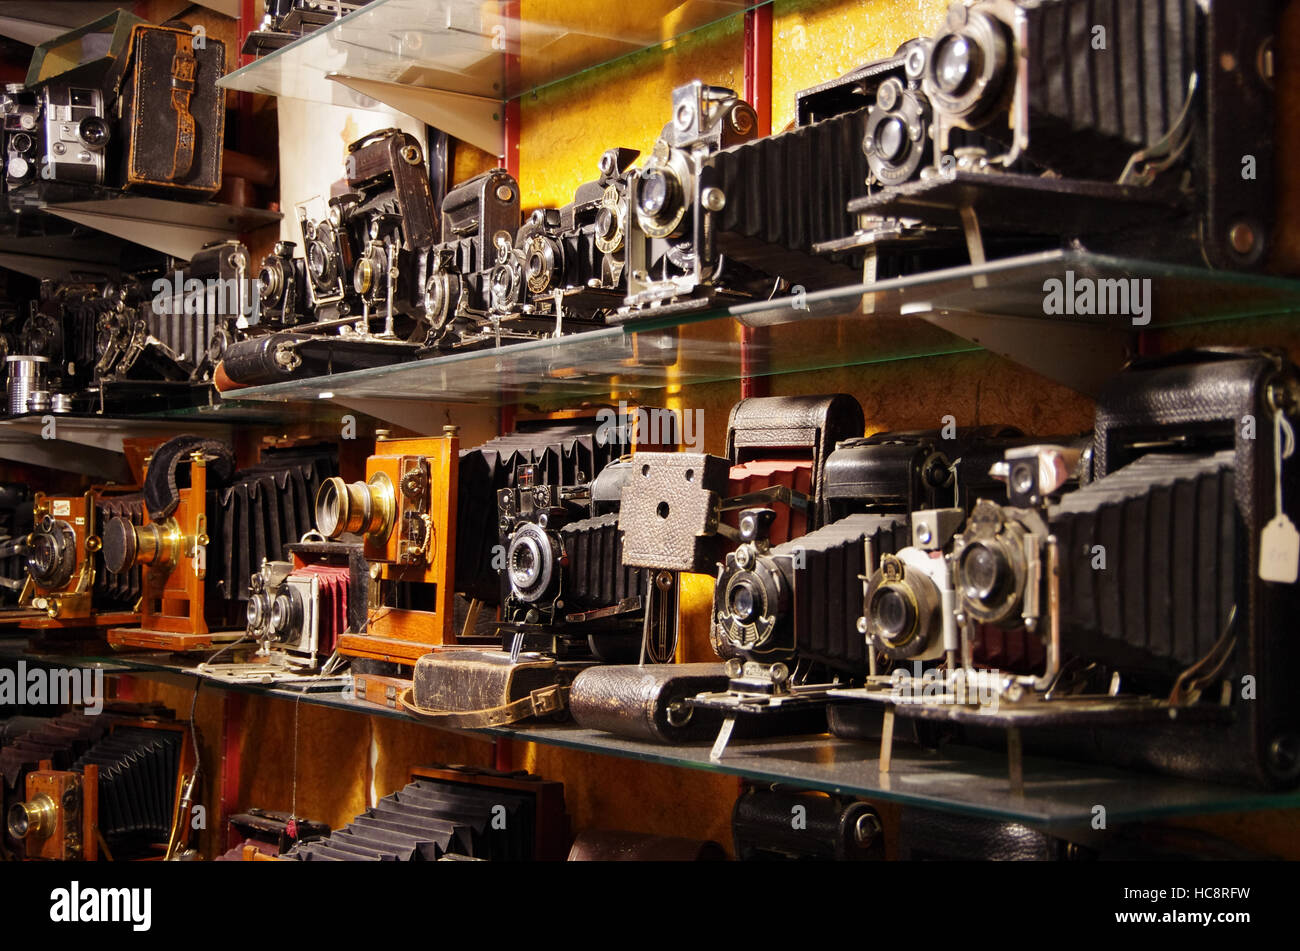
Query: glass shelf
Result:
<box><xmin>7</xmin><ymin>641</ymin><xmax>1300</xmax><ymax>830</ymax></box>
<box><xmin>222</xmin><ymin>0</ymin><xmax>757</xmax><ymax>103</ymax></box>
<box><xmin>220</xmin><ymin>250</ymin><xmax>1300</xmax><ymax>417</ymax></box>
<box><xmin>0</xmin><ymin>181</ymin><xmax>282</xmax><ymax>269</ymax></box>
<box><xmin>219</xmin><ymin>0</ymin><xmax>758</xmax><ymax>150</ymax></box>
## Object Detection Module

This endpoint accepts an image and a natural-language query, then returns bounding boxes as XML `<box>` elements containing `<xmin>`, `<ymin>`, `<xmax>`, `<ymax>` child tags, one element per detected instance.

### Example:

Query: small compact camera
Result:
<box><xmin>38</xmin><ymin>86</ymin><xmax>110</xmax><ymax>185</ymax></box>
<box><xmin>2</xmin><ymin>85</ymin><xmax>40</xmax><ymax>190</ymax></box>
<box><xmin>297</xmin><ymin>195</ymin><xmax>357</xmax><ymax>317</ymax></box>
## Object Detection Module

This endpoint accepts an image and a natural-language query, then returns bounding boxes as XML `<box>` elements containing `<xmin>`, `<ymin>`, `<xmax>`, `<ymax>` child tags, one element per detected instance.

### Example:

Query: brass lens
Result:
<box><xmin>7</xmin><ymin>794</ymin><xmax>56</xmax><ymax>840</ymax></box>
<box><xmin>315</xmin><ymin>474</ymin><xmax>394</xmax><ymax>540</ymax></box>
<box><xmin>103</xmin><ymin>517</ymin><xmax>180</xmax><ymax>573</ymax></box>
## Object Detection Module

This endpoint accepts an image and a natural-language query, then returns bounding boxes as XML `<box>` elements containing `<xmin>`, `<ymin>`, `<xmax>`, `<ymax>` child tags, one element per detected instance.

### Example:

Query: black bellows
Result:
<box><xmin>560</xmin><ymin>512</ymin><xmax>647</xmax><ymax>611</ymax></box>
<box><xmin>1052</xmin><ymin>450</ymin><xmax>1237</xmax><ymax>672</ymax></box>
<box><xmin>783</xmin><ymin>515</ymin><xmax>910</xmax><ymax>675</ymax></box>
<box><xmin>1021</xmin><ymin>0</ymin><xmax>1197</xmax><ymax>176</ymax></box>
<box><xmin>284</xmin><ymin>778</ymin><xmax>539</xmax><ymax>861</ymax></box>
<box><xmin>216</xmin><ymin>445</ymin><xmax>338</xmax><ymax>602</ymax></box>
<box><xmin>72</xmin><ymin>726</ymin><xmax>181</xmax><ymax>850</ymax></box>
<box><xmin>704</xmin><ymin>107</ymin><xmax>870</xmax><ymax>285</ymax></box>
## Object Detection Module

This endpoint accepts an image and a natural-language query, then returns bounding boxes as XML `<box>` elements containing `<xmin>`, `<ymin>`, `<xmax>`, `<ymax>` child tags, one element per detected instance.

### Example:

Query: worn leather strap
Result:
<box><xmin>398</xmin><ymin>683</ymin><xmax>568</xmax><ymax>728</ymax></box>
<box><xmin>169</xmin><ymin>33</ymin><xmax>197</xmax><ymax>179</ymax></box>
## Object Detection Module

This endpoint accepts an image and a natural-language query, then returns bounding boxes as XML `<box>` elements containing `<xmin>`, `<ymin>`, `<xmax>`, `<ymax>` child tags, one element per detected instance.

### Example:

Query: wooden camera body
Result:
<box><xmin>317</xmin><ymin>431</ymin><xmax>459</xmax><ymax>664</ymax></box>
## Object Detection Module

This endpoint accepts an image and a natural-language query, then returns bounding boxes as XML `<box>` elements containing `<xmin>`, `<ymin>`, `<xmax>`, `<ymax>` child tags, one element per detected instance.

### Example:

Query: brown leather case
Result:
<box><xmin>401</xmin><ymin>649</ymin><xmax>584</xmax><ymax>727</ymax></box>
<box><xmin>111</xmin><ymin>23</ymin><xmax>226</xmax><ymax>196</ymax></box>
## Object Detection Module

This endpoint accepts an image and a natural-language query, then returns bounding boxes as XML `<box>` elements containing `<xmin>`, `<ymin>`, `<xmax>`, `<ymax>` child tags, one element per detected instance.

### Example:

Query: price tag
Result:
<box><xmin>1260</xmin><ymin>515</ymin><xmax>1299</xmax><ymax>583</ymax></box>
<box><xmin>1260</xmin><ymin>408</ymin><xmax>1299</xmax><ymax>584</ymax></box>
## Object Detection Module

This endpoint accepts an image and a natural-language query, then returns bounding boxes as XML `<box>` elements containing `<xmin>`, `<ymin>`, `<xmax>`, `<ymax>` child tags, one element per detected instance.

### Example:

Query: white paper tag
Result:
<box><xmin>52</xmin><ymin>500</ymin><xmax>71</xmax><ymax>516</ymax></box>
<box><xmin>1259</xmin><ymin>514</ymin><xmax>1300</xmax><ymax>584</ymax></box>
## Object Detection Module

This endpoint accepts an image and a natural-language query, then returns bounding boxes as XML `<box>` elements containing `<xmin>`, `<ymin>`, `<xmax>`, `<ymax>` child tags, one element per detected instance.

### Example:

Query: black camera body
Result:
<box><xmin>2</xmin><ymin>85</ymin><xmax>40</xmax><ymax>191</ymax></box>
<box><xmin>257</xmin><ymin>241</ymin><xmax>309</xmax><ymax>327</ymax></box>
<box><xmin>511</xmin><ymin>148</ymin><xmax>640</xmax><ymax>326</ymax></box>
<box><xmin>846</xmin><ymin>0</ymin><xmax>1278</xmax><ymax>270</ymax></box>
<box><xmin>417</xmin><ymin>168</ymin><xmax>521</xmax><ymax>351</ymax></box>
<box><xmin>297</xmin><ymin>194</ymin><xmax>359</xmax><ymax>319</ymax></box>
<box><xmin>497</xmin><ymin>460</ymin><xmax>652</xmax><ymax>663</ymax></box>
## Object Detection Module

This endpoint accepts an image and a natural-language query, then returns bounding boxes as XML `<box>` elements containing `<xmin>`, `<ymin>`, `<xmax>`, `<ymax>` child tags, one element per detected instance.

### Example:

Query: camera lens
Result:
<box><xmin>26</xmin><ymin>532</ymin><xmax>55</xmax><ymax>579</ymax></box>
<box><xmin>510</xmin><ymin>537</ymin><xmax>541</xmax><ymax>588</ymax></box>
<box><xmin>247</xmin><ymin>594</ymin><xmax>268</xmax><ymax>630</ymax></box>
<box><xmin>876</xmin><ymin>116</ymin><xmax>907</xmax><ymax>161</ymax></box>
<box><xmin>10</xmin><ymin>132</ymin><xmax>34</xmax><ymax>155</ymax></box>
<box><xmin>6</xmin><ymin>156</ymin><xmax>29</xmax><ymax>180</ymax></box>
<box><xmin>270</xmin><ymin>589</ymin><xmax>302</xmax><ymax>637</ymax></box>
<box><xmin>934</xmin><ymin>35</ymin><xmax>974</xmax><ymax>94</ymax></box>
<box><xmin>729</xmin><ymin>580</ymin><xmax>758</xmax><ymax>622</ymax></box>
<box><xmin>77</xmin><ymin>116</ymin><xmax>109</xmax><ymax>149</ymax></box>
<box><xmin>260</xmin><ymin>264</ymin><xmax>283</xmax><ymax>303</ymax></box>
<box><xmin>7</xmin><ymin>802</ymin><xmax>30</xmax><ymax>839</ymax></box>
<box><xmin>960</xmin><ymin>542</ymin><xmax>1009</xmax><ymax>605</ymax></box>
<box><xmin>526</xmin><ymin>250</ymin><xmax>546</xmax><ymax>281</ymax></box>
<box><xmin>869</xmin><ymin>585</ymin><xmax>915</xmax><ymax>641</ymax></box>
<box><xmin>596</xmin><ymin>207</ymin><xmax>617</xmax><ymax>242</ymax></box>
<box><xmin>640</xmin><ymin>170</ymin><xmax>670</xmax><ymax>216</ymax></box>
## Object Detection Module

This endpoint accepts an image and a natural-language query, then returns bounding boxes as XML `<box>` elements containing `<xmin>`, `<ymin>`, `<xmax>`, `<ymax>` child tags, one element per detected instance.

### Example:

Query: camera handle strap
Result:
<box><xmin>168</xmin><ymin>32</ymin><xmax>198</xmax><ymax>180</ymax></box>
<box><xmin>398</xmin><ymin>683</ymin><xmax>568</xmax><ymax>728</ymax></box>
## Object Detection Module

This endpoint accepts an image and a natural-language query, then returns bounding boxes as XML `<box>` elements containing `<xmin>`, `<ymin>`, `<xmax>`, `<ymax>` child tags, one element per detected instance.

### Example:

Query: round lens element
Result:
<box><xmin>639</xmin><ymin>169</ymin><xmax>671</xmax><ymax>217</ymax></box>
<box><xmin>729</xmin><ymin>581</ymin><xmax>757</xmax><ymax>622</ymax></box>
<box><xmin>877</xmin><ymin>117</ymin><xmax>907</xmax><ymax>161</ymax></box>
<box><xmin>510</xmin><ymin>538</ymin><xmax>541</xmax><ymax>589</ymax></box>
<box><xmin>7</xmin><ymin>802</ymin><xmax>30</xmax><ymax>839</ymax></box>
<box><xmin>247</xmin><ymin>595</ymin><xmax>267</xmax><ymax>629</ymax></box>
<box><xmin>960</xmin><ymin>542</ymin><xmax>1008</xmax><ymax>604</ymax></box>
<box><xmin>934</xmin><ymin>35</ymin><xmax>973</xmax><ymax>93</ymax></box>
<box><xmin>870</xmin><ymin>586</ymin><xmax>915</xmax><ymax>641</ymax></box>
<box><xmin>596</xmin><ymin>207</ymin><xmax>617</xmax><ymax>241</ymax></box>
<box><xmin>77</xmin><ymin>116</ymin><xmax>109</xmax><ymax>149</ymax></box>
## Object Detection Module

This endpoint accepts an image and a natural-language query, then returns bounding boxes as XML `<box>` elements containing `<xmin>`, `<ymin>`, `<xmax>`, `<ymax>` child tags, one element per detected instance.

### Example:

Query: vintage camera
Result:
<box><xmin>298</xmin><ymin>194</ymin><xmax>359</xmax><ymax>318</ymax></box>
<box><xmin>861</xmin><ymin>508</ymin><xmax>964</xmax><ymax>664</ymax></box>
<box><xmin>104</xmin><ymin>437</ymin><xmax>338</xmax><ymax>650</ymax></box>
<box><xmin>257</xmin><ymin>241</ymin><xmax>309</xmax><ymax>327</ymax></box>
<box><xmin>37</xmin><ymin>85</ymin><xmax>110</xmax><ymax>185</ymax></box>
<box><xmin>848</xmin><ymin>0</ymin><xmax>1276</xmax><ymax>269</ymax></box>
<box><xmin>497</xmin><ymin>459</ymin><xmax>654</xmax><ymax>663</ymax></box>
<box><xmin>20</xmin><ymin>487</ymin><xmax>144</xmax><ymax>624</ymax></box>
<box><xmin>245</xmin><ymin>542</ymin><xmax>368</xmax><ymax>669</ymax></box>
<box><xmin>7</xmin><ymin>769</ymin><xmax>85</xmax><ymax>860</ymax></box>
<box><xmin>620</xmin><ymin>82</ymin><xmax>762</xmax><ymax>314</ymax></box>
<box><xmin>316</xmin><ymin>431</ymin><xmax>459</xmax><ymax>663</ymax></box>
<box><xmin>4</xmin><ymin>714</ymin><xmax>190</xmax><ymax>861</ymax></box>
<box><xmin>416</xmin><ymin>168</ymin><xmax>521</xmax><ymax>351</ymax></box>
<box><xmin>711</xmin><ymin>507</ymin><xmax>909</xmax><ymax>683</ymax></box>
<box><xmin>506</xmin><ymin>148</ymin><xmax>640</xmax><ymax>328</ymax></box>
<box><xmin>343</xmin><ymin>130</ymin><xmax>438</xmax><ymax>337</ymax></box>
<box><xmin>835</xmin><ymin>350</ymin><xmax>1300</xmax><ymax>789</ymax></box>
<box><xmin>2</xmin><ymin>85</ymin><xmax>40</xmax><ymax>190</ymax></box>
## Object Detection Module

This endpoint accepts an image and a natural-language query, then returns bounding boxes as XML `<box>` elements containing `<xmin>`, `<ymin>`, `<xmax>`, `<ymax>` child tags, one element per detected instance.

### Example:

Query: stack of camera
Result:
<box><xmin>554</xmin><ymin>348</ymin><xmax>1300</xmax><ymax>791</ymax></box>
<box><xmin>0</xmin><ymin>15</ymin><xmax>238</xmax><ymax>416</ymax></box>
